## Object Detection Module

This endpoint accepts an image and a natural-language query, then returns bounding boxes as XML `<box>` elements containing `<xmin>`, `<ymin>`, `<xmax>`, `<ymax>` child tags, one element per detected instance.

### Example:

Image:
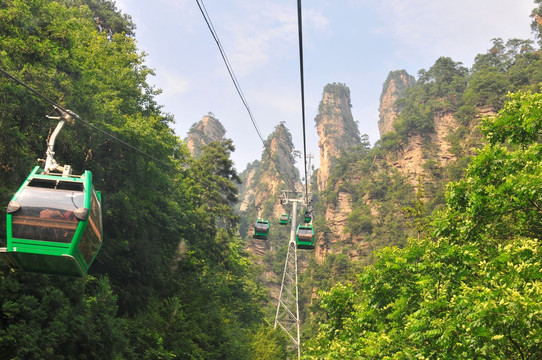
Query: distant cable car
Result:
<box><xmin>253</xmin><ymin>219</ymin><xmax>270</xmax><ymax>240</ymax></box>
<box><xmin>0</xmin><ymin>108</ymin><xmax>103</xmax><ymax>276</ymax></box>
<box><xmin>296</xmin><ymin>224</ymin><xmax>315</xmax><ymax>250</ymax></box>
<box><xmin>279</xmin><ymin>213</ymin><xmax>290</xmax><ymax>225</ymax></box>
<box><xmin>303</xmin><ymin>210</ymin><xmax>312</xmax><ymax>223</ymax></box>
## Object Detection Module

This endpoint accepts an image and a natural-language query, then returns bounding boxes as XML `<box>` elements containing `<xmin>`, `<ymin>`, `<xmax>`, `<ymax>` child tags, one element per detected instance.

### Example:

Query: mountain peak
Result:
<box><xmin>378</xmin><ymin>70</ymin><xmax>416</xmax><ymax>137</ymax></box>
<box><xmin>186</xmin><ymin>113</ymin><xmax>226</xmax><ymax>158</ymax></box>
<box><xmin>315</xmin><ymin>83</ymin><xmax>360</xmax><ymax>191</ymax></box>
<box><xmin>238</xmin><ymin>122</ymin><xmax>301</xmax><ymax>216</ymax></box>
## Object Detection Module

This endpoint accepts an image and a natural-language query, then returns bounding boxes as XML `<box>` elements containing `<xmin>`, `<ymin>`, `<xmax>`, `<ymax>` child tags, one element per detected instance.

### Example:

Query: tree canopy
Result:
<box><xmin>0</xmin><ymin>0</ymin><xmax>284</xmax><ymax>358</ymax></box>
<box><xmin>303</xmin><ymin>91</ymin><xmax>542</xmax><ymax>359</ymax></box>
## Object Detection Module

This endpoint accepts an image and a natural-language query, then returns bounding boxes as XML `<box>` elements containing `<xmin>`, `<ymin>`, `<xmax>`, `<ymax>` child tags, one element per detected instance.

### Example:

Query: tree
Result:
<box><xmin>304</xmin><ymin>91</ymin><xmax>542</xmax><ymax>359</ymax></box>
<box><xmin>0</xmin><ymin>1</ymin><xmax>273</xmax><ymax>358</ymax></box>
<box><xmin>531</xmin><ymin>0</ymin><xmax>542</xmax><ymax>46</ymax></box>
<box><xmin>394</xmin><ymin>57</ymin><xmax>468</xmax><ymax>136</ymax></box>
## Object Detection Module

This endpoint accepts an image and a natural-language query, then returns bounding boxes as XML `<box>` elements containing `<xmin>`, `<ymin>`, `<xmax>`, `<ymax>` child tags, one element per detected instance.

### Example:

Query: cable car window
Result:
<box><xmin>256</xmin><ymin>222</ymin><xmax>269</xmax><ymax>230</ymax></box>
<box><xmin>298</xmin><ymin>228</ymin><xmax>313</xmax><ymax>237</ymax></box>
<box><xmin>11</xmin><ymin>184</ymin><xmax>84</xmax><ymax>243</ymax></box>
<box><xmin>56</xmin><ymin>181</ymin><xmax>84</xmax><ymax>191</ymax></box>
<box><xmin>90</xmin><ymin>188</ymin><xmax>102</xmax><ymax>239</ymax></box>
<box><xmin>79</xmin><ymin>189</ymin><xmax>102</xmax><ymax>263</ymax></box>
<box><xmin>28</xmin><ymin>178</ymin><xmax>56</xmax><ymax>189</ymax></box>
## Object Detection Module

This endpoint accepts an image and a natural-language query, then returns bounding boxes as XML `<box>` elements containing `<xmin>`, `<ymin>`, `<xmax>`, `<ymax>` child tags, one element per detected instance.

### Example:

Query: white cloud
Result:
<box><xmin>116</xmin><ymin>0</ymin><xmax>536</xmax><ymax>172</ymax></box>
<box><xmin>306</xmin><ymin>9</ymin><xmax>330</xmax><ymax>31</ymax></box>
<box><xmin>208</xmin><ymin>0</ymin><xmax>329</xmax><ymax>76</ymax></box>
<box><xmin>369</xmin><ymin>0</ymin><xmax>534</xmax><ymax>65</ymax></box>
<box><xmin>155</xmin><ymin>70</ymin><xmax>191</xmax><ymax>97</ymax></box>
<box><xmin>253</xmin><ymin>86</ymin><xmax>300</xmax><ymax>120</ymax></box>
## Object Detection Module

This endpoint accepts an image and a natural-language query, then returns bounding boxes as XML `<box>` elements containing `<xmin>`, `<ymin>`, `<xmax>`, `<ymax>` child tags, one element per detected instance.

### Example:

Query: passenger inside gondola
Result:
<box><xmin>10</xmin><ymin>185</ymin><xmax>83</xmax><ymax>243</ymax></box>
<box><xmin>40</xmin><ymin>208</ymin><xmax>74</xmax><ymax>220</ymax></box>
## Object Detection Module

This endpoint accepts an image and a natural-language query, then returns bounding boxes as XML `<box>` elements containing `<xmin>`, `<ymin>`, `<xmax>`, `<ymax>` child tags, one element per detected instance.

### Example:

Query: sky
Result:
<box><xmin>115</xmin><ymin>0</ymin><xmax>536</xmax><ymax>174</ymax></box>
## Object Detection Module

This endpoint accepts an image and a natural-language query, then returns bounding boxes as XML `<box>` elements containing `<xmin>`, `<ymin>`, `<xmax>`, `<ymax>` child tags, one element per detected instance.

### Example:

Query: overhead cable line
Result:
<box><xmin>0</xmin><ymin>67</ymin><xmax>185</xmax><ymax>176</ymax></box>
<box><xmin>296</xmin><ymin>0</ymin><xmax>309</xmax><ymax>202</ymax></box>
<box><xmin>195</xmin><ymin>0</ymin><xmax>297</xmax><ymax>192</ymax></box>
<box><xmin>195</xmin><ymin>0</ymin><xmax>266</xmax><ymax>146</ymax></box>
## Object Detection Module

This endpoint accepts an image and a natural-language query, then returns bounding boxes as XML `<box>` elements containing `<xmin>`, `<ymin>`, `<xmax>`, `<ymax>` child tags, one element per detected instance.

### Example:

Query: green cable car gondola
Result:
<box><xmin>1</xmin><ymin>166</ymin><xmax>103</xmax><ymax>276</ymax></box>
<box><xmin>279</xmin><ymin>213</ymin><xmax>290</xmax><ymax>225</ymax></box>
<box><xmin>303</xmin><ymin>210</ymin><xmax>312</xmax><ymax>223</ymax></box>
<box><xmin>296</xmin><ymin>224</ymin><xmax>315</xmax><ymax>250</ymax></box>
<box><xmin>0</xmin><ymin>109</ymin><xmax>103</xmax><ymax>277</ymax></box>
<box><xmin>253</xmin><ymin>219</ymin><xmax>270</xmax><ymax>240</ymax></box>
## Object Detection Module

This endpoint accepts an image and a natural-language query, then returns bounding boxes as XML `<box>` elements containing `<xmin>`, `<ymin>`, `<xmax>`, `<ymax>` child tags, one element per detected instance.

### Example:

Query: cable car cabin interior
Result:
<box><xmin>0</xmin><ymin>166</ymin><xmax>103</xmax><ymax>277</ymax></box>
<box><xmin>253</xmin><ymin>219</ymin><xmax>270</xmax><ymax>240</ymax></box>
<box><xmin>279</xmin><ymin>214</ymin><xmax>290</xmax><ymax>225</ymax></box>
<box><xmin>296</xmin><ymin>224</ymin><xmax>315</xmax><ymax>250</ymax></box>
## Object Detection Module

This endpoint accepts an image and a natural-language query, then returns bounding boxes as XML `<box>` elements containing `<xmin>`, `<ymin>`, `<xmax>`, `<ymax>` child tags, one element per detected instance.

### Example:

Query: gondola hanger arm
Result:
<box><xmin>41</xmin><ymin>106</ymin><xmax>74</xmax><ymax>175</ymax></box>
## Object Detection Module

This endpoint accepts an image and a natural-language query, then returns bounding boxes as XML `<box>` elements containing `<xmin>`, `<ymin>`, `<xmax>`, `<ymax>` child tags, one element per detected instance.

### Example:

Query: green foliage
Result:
<box><xmin>304</xmin><ymin>91</ymin><xmax>542</xmax><ymax>359</ymax></box>
<box><xmin>248</xmin><ymin>325</ymin><xmax>289</xmax><ymax>360</ymax></box>
<box><xmin>379</xmin><ymin>70</ymin><xmax>416</xmax><ymax>104</ymax></box>
<box><xmin>394</xmin><ymin>57</ymin><xmax>469</xmax><ymax>136</ymax></box>
<box><xmin>59</xmin><ymin>0</ymin><xmax>136</xmax><ymax>37</ymax></box>
<box><xmin>0</xmin><ymin>273</ymin><xmax>124</xmax><ymax>359</ymax></box>
<box><xmin>0</xmin><ymin>0</ymin><xmax>276</xmax><ymax>358</ymax></box>
<box><xmin>401</xmin><ymin>179</ymin><xmax>430</xmax><ymax>239</ymax></box>
<box><xmin>481</xmin><ymin>91</ymin><xmax>542</xmax><ymax>146</ymax></box>
<box><xmin>461</xmin><ymin>38</ymin><xmax>540</xmax><ymax>115</ymax></box>
<box><xmin>320</xmin><ymin>141</ymin><xmax>416</xmax><ymax>251</ymax></box>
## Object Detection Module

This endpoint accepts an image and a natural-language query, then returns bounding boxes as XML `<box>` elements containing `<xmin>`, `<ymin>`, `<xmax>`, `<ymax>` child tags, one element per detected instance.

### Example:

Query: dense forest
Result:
<box><xmin>303</xmin><ymin>91</ymin><xmax>542</xmax><ymax>359</ymax></box>
<box><xmin>0</xmin><ymin>0</ymin><xmax>286</xmax><ymax>358</ymax></box>
<box><xmin>2</xmin><ymin>0</ymin><xmax>542</xmax><ymax>359</ymax></box>
<box><xmin>299</xmin><ymin>1</ymin><xmax>542</xmax><ymax>358</ymax></box>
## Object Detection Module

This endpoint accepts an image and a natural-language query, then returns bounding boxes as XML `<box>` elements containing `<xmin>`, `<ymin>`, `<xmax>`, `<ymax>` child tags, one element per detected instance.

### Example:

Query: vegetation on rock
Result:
<box><xmin>2</xmin><ymin>0</ymin><xmax>542</xmax><ymax>358</ymax></box>
<box><xmin>303</xmin><ymin>91</ymin><xmax>542</xmax><ymax>359</ymax></box>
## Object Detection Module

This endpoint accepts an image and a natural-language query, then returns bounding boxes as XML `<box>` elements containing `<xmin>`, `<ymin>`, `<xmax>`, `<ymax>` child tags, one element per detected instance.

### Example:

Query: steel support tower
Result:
<box><xmin>275</xmin><ymin>192</ymin><xmax>304</xmax><ymax>359</ymax></box>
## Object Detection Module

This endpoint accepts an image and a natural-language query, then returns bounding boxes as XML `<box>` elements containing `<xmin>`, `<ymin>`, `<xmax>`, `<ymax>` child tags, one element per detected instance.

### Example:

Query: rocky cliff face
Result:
<box><xmin>311</xmin><ymin>84</ymin><xmax>371</xmax><ymax>262</ymax></box>
<box><xmin>390</xmin><ymin>112</ymin><xmax>459</xmax><ymax>186</ymax></box>
<box><xmin>315</xmin><ymin>191</ymin><xmax>371</xmax><ymax>261</ymax></box>
<box><xmin>378</xmin><ymin>70</ymin><xmax>416</xmax><ymax>137</ymax></box>
<box><xmin>313</xmin><ymin>74</ymin><xmax>478</xmax><ymax>263</ymax></box>
<box><xmin>315</xmin><ymin>83</ymin><xmax>361</xmax><ymax>192</ymax></box>
<box><xmin>238</xmin><ymin>123</ymin><xmax>301</xmax><ymax>220</ymax></box>
<box><xmin>377</xmin><ymin>70</ymin><xmax>466</xmax><ymax>186</ymax></box>
<box><xmin>237</xmin><ymin>123</ymin><xmax>302</xmax><ymax>301</ymax></box>
<box><xmin>186</xmin><ymin>113</ymin><xmax>226</xmax><ymax>158</ymax></box>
